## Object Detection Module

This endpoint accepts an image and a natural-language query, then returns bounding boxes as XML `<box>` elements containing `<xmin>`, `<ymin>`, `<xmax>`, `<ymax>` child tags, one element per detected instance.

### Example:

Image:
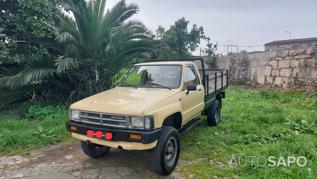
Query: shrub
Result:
<box><xmin>25</xmin><ymin>105</ymin><xmax>66</xmax><ymax>120</ymax></box>
<box><xmin>284</xmin><ymin>117</ymin><xmax>316</xmax><ymax>134</ymax></box>
<box><xmin>33</xmin><ymin>125</ymin><xmax>56</xmax><ymax>141</ymax></box>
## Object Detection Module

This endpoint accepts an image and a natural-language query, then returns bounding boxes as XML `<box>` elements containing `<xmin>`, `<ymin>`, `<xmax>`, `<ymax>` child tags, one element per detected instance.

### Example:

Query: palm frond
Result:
<box><xmin>104</xmin><ymin>0</ymin><xmax>139</xmax><ymax>30</ymax></box>
<box><xmin>0</xmin><ymin>68</ymin><xmax>56</xmax><ymax>89</ymax></box>
<box><xmin>55</xmin><ymin>9</ymin><xmax>81</xmax><ymax>43</ymax></box>
<box><xmin>55</xmin><ymin>56</ymin><xmax>79</xmax><ymax>73</ymax></box>
<box><xmin>105</xmin><ymin>20</ymin><xmax>153</xmax><ymax>59</ymax></box>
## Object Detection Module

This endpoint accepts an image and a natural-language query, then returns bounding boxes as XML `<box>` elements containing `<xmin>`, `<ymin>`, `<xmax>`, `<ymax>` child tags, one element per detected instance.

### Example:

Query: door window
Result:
<box><xmin>184</xmin><ymin>66</ymin><xmax>199</xmax><ymax>86</ymax></box>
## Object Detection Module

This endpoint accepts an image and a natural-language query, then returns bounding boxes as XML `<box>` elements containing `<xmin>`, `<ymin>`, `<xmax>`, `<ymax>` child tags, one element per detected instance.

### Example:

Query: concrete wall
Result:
<box><xmin>216</xmin><ymin>47</ymin><xmax>317</xmax><ymax>88</ymax></box>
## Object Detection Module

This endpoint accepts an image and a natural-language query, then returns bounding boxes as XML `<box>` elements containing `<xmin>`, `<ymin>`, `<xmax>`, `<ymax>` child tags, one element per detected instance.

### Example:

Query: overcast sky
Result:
<box><xmin>107</xmin><ymin>0</ymin><xmax>317</xmax><ymax>54</ymax></box>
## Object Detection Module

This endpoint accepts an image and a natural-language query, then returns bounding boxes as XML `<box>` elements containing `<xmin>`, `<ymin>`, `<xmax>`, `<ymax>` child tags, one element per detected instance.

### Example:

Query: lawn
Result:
<box><xmin>0</xmin><ymin>86</ymin><xmax>316</xmax><ymax>178</ymax></box>
<box><xmin>180</xmin><ymin>86</ymin><xmax>317</xmax><ymax>178</ymax></box>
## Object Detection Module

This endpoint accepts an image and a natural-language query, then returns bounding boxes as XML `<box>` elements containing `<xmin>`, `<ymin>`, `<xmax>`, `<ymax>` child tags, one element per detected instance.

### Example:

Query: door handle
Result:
<box><xmin>198</xmin><ymin>89</ymin><xmax>202</xmax><ymax>91</ymax></box>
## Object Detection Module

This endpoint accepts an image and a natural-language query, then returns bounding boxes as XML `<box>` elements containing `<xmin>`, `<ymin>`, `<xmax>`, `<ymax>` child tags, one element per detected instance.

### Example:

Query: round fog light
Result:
<box><xmin>86</xmin><ymin>130</ymin><xmax>94</xmax><ymax>138</ymax></box>
<box><xmin>95</xmin><ymin>131</ymin><xmax>103</xmax><ymax>139</ymax></box>
<box><xmin>105</xmin><ymin>132</ymin><xmax>113</xmax><ymax>140</ymax></box>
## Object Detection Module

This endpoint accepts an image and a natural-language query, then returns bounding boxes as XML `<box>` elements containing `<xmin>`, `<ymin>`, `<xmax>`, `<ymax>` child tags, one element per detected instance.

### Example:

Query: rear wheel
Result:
<box><xmin>207</xmin><ymin>99</ymin><xmax>221</xmax><ymax>126</ymax></box>
<box><xmin>81</xmin><ymin>141</ymin><xmax>110</xmax><ymax>158</ymax></box>
<box><xmin>151</xmin><ymin>126</ymin><xmax>180</xmax><ymax>175</ymax></box>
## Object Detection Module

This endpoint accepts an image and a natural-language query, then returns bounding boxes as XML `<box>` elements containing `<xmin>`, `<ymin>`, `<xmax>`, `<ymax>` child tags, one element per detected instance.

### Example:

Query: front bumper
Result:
<box><xmin>66</xmin><ymin>120</ymin><xmax>161</xmax><ymax>147</ymax></box>
<box><xmin>71</xmin><ymin>133</ymin><xmax>158</xmax><ymax>150</ymax></box>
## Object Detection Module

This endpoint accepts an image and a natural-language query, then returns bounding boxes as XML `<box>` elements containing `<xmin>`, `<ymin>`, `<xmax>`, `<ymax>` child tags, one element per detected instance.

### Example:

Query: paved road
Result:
<box><xmin>0</xmin><ymin>142</ymin><xmax>183</xmax><ymax>179</ymax></box>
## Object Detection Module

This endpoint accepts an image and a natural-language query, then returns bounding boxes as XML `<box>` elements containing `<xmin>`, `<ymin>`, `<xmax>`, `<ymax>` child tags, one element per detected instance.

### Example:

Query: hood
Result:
<box><xmin>70</xmin><ymin>87</ymin><xmax>177</xmax><ymax>115</ymax></box>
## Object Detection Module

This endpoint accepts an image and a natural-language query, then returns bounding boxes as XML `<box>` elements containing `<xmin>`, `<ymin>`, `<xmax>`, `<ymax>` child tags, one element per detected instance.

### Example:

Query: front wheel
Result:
<box><xmin>151</xmin><ymin>126</ymin><xmax>180</xmax><ymax>175</ymax></box>
<box><xmin>81</xmin><ymin>141</ymin><xmax>110</xmax><ymax>158</ymax></box>
<box><xmin>207</xmin><ymin>99</ymin><xmax>221</xmax><ymax>126</ymax></box>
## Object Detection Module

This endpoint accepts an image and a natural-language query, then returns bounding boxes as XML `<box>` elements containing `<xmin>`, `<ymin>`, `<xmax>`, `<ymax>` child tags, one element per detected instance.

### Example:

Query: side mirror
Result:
<box><xmin>186</xmin><ymin>85</ymin><xmax>197</xmax><ymax>94</ymax></box>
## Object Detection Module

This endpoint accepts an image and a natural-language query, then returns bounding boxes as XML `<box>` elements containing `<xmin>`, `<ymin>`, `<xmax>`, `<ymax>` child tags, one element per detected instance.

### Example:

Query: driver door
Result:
<box><xmin>181</xmin><ymin>65</ymin><xmax>204</xmax><ymax>124</ymax></box>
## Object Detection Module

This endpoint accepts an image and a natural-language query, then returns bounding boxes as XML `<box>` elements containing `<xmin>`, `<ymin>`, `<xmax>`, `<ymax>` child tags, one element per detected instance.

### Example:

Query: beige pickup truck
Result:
<box><xmin>66</xmin><ymin>58</ymin><xmax>228</xmax><ymax>175</ymax></box>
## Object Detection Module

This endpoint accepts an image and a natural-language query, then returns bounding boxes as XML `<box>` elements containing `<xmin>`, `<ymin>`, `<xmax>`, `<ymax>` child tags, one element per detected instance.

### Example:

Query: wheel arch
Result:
<box><xmin>162</xmin><ymin>112</ymin><xmax>182</xmax><ymax>130</ymax></box>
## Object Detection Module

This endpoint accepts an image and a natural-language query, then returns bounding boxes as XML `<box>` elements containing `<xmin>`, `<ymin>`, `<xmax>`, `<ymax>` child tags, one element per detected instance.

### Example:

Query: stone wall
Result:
<box><xmin>265</xmin><ymin>42</ymin><xmax>317</xmax><ymax>52</ymax></box>
<box><xmin>216</xmin><ymin>47</ymin><xmax>317</xmax><ymax>88</ymax></box>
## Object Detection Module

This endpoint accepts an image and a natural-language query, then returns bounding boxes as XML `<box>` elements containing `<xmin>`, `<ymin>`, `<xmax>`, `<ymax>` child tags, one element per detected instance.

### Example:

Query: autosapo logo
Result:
<box><xmin>228</xmin><ymin>154</ymin><xmax>308</xmax><ymax>167</ymax></box>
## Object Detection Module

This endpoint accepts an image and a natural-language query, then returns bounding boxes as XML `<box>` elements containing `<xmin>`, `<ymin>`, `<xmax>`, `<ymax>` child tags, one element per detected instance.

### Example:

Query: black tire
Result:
<box><xmin>207</xmin><ymin>99</ymin><xmax>221</xmax><ymax>126</ymax></box>
<box><xmin>81</xmin><ymin>141</ymin><xmax>110</xmax><ymax>158</ymax></box>
<box><xmin>151</xmin><ymin>126</ymin><xmax>180</xmax><ymax>175</ymax></box>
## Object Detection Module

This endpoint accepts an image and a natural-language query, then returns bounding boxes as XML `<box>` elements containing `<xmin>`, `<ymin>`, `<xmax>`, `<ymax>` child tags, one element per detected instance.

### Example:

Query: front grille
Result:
<box><xmin>78</xmin><ymin>111</ymin><xmax>128</xmax><ymax>128</ymax></box>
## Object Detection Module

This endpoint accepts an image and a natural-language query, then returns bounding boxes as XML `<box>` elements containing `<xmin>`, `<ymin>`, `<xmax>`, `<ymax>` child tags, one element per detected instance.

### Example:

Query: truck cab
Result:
<box><xmin>66</xmin><ymin>58</ymin><xmax>228</xmax><ymax>175</ymax></box>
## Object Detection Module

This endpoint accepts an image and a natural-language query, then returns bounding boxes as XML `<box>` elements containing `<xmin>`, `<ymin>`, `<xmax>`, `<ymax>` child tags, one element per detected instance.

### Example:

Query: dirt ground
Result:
<box><xmin>0</xmin><ymin>142</ymin><xmax>184</xmax><ymax>179</ymax></box>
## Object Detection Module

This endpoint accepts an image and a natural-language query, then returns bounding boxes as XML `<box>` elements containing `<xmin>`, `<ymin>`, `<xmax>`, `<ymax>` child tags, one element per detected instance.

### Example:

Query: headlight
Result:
<box><xmin>130</xmin><ymin>117</ymin><xmax>144</xmax><ymax>128</ymax></box>
<box><xmin>71</xmin><ymin>110</ymin><xmax>80</xmax><ymax>120</ymax></box>
<box><xmin>130</xmin><ymin>116</ymin><xmax>153</xmax><ymax>129</ymax></box>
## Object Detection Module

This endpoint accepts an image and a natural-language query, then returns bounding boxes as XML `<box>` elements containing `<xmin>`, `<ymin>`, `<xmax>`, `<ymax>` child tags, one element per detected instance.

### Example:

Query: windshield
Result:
<box><xmin>120</xmin><ymin>65</ymin><xmax>182</xmax><ymax>89</ymax></box>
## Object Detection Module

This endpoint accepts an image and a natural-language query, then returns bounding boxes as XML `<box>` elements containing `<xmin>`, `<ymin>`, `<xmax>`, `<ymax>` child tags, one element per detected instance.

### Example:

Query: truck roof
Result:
<box><xmin>135</xmin><ymin>61</ymin><xmax>195</xmax><ymax>66</ymax></box>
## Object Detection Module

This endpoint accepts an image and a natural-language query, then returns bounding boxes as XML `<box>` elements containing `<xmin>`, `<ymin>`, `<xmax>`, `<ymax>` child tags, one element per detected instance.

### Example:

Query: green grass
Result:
<box><xmin>180</xmin><ymin>86</ymin><xmax>317</xmax><ymax>178</ymax></box>
<box><xmin>0</xmin><ymin>105</ymin><xmax>71</xmax><ymax>155</ymax></box>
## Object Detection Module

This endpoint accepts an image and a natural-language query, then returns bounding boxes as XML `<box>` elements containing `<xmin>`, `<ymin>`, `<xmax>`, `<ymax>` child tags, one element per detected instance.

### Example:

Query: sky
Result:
<box><xmin>107</xmin><ymin>0</ymin><xmax>317</xmax><ymax>54</ymax></box>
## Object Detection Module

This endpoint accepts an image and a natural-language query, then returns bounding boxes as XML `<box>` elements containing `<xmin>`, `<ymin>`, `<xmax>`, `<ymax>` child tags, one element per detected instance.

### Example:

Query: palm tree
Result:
<box><xmin>55</xmin><ymin>0</ymin><xmax>154</xmax><ymax>94</ymax></box>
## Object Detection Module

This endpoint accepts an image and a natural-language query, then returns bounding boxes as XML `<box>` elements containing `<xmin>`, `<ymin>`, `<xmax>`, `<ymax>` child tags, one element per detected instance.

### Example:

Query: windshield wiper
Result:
<box><xmin>146</xmin><ymin>82</ymin><xmax>171</xmax><ymax>90</ymax></box>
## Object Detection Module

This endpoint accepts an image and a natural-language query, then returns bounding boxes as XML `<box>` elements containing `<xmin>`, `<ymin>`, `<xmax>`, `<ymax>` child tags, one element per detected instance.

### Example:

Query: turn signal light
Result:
<box><xmin>69</xmin><ymin>125</ymin><xmax>77</xmax><ymax>132</ymax></box>
<box><xmin>105</xmin><ymin>132</ymin><xmax>113</xmax><ymax>140</ymax></box>
<box><xmin>129</xmin><ymin>134</ymin><xmax>141</xmax><ymax>140</ymax></box>
<box><xmin>86</xmin><ymin>130</ymin><xmax>94</xmax><ymax>138</ymax></box>
<box><xmin>95</xmin><ymin>131</ymin><xmax>103</xmax><ymax>139</ymax></box>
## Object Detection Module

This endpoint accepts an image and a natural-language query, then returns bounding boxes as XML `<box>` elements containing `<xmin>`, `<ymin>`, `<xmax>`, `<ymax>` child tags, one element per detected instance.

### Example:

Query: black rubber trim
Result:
<box><xmin>66</xmin><ymin>120</ymin><xmax>161</xmax><ymax>144</ymax></box>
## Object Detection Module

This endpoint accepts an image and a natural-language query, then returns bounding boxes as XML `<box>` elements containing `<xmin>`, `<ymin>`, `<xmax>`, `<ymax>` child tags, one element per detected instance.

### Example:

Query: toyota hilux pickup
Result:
<box><xmin>66</xmin><ymin>58</ymin><xmax>228</xmax><ymax>175</ymax></box>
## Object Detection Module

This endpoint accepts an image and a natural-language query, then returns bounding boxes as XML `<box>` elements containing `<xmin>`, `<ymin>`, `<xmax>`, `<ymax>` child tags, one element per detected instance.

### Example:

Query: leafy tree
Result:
<box><xmin>0</xmin><ymin>0</ymin><xmax>60</xmax><ymax>87</ymax></box>
<box><xmin>0</xmin><ymin>0</ymin><xmax>60</xmax><ymax>106</ymax></box>
<box><xmin>153</xmin><ymin>17</ymin><xmax>206</xmax><ymax>59</ymax></box>
<box><xmin>54</xmin><ymin>0</ymin><xmax>154</xmax><ymax>97</ymax></box>
<box><xmin>204</xmin><ymin>37</ymin><xmax>218</xmax><ymax>69</ymax></box>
